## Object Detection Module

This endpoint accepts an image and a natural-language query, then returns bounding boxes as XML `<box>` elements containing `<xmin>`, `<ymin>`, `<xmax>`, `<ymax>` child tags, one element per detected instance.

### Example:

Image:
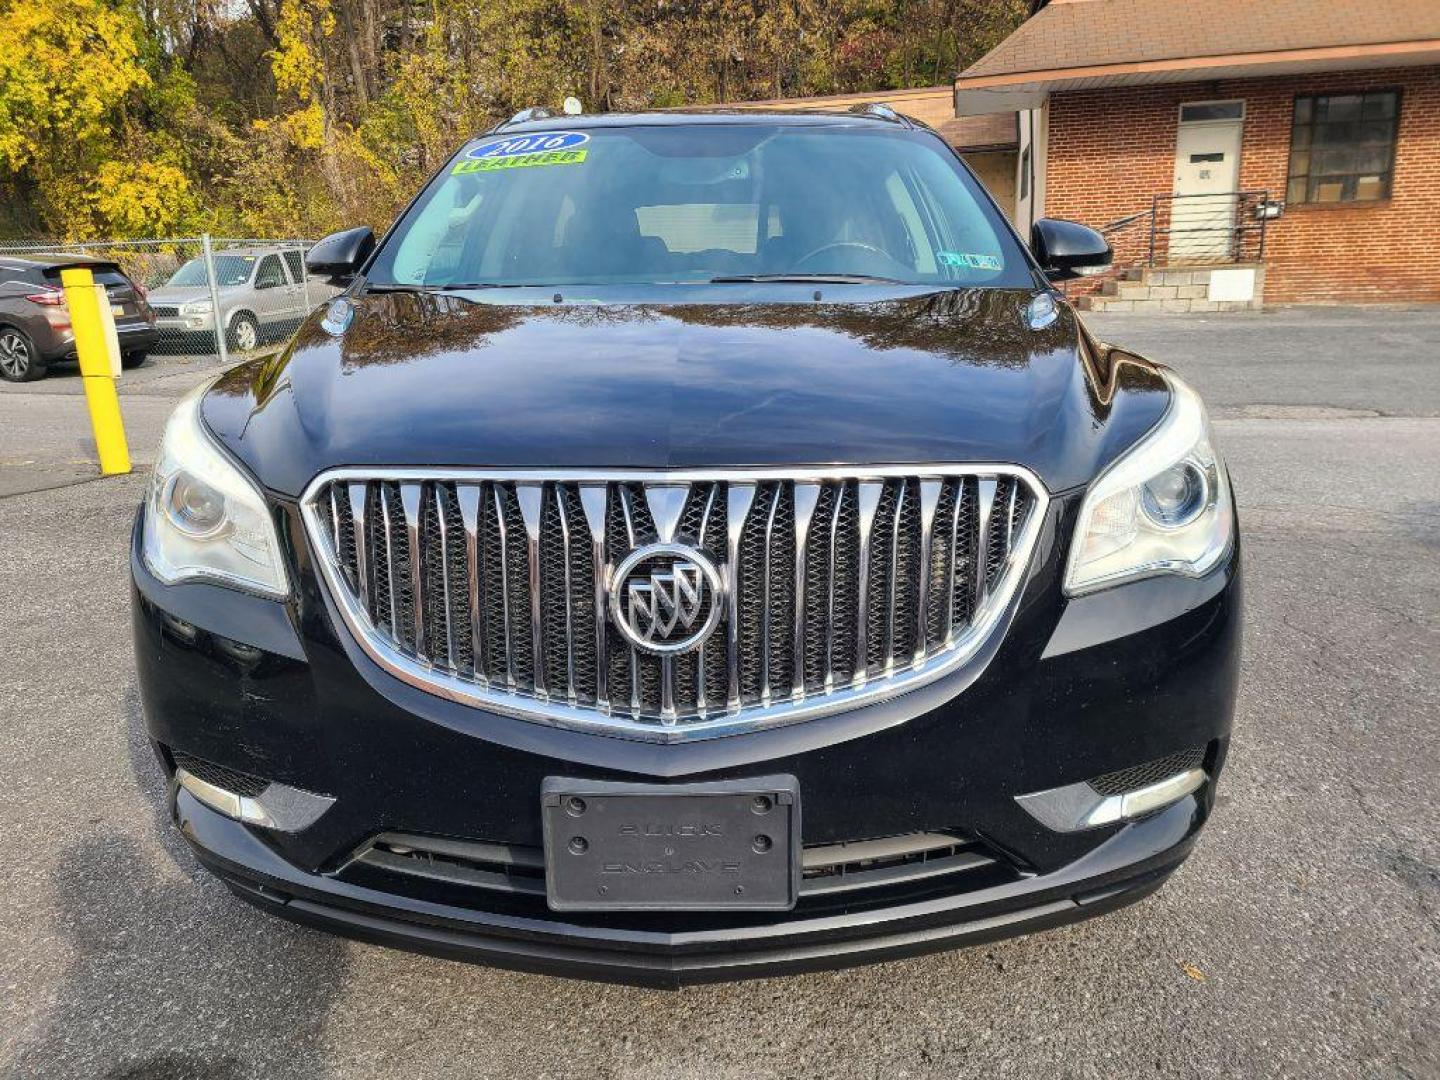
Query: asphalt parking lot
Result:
<box><xmin>0</xmin><ymin>351</ymin><xmax>251</xmax><ymax>498</ymax></box>
<box><xmin>2</xmin><ymin>306</ymin><xmax>1437</xmax><ymax>1078</ymax></box>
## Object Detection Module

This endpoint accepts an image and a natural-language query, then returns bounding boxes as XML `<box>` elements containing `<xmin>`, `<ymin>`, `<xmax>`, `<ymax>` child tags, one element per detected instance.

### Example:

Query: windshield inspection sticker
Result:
<box><xmin>938</xmin><ymin>251</ymin><xmax>1002</xmax><ymax>271</ymax></box>
<box><xmin>453</xmin><ymin>131</ymin><xmax>590</xmax><ymax>175</ymax></box>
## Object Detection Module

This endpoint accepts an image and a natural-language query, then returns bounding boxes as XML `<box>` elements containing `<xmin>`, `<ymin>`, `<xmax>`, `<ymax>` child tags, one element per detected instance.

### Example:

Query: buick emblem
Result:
<box><xmin>610</xmin><ymin>543</ymin><xmax>723</xmax><ymax>655</ymax></box>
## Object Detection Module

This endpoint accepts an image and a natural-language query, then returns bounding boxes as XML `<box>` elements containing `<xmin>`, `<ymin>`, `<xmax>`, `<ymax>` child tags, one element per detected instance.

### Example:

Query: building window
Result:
<box><xmin>1288</xmin><ymin>91</ymin><xmax>1399</xmax><ymax>204</ymax></box>
<box><xmin>1180</xmin><ymin>101</ymin><xmax>1244</xmax><ymax>123</ymax></box>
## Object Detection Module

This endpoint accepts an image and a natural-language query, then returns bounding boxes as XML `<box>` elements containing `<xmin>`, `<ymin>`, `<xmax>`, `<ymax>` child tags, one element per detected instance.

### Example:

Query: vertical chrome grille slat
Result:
<box><xmin>938</xmin><ymin>480</ymin><xmax>961</xmax><ymax>648</ymax></box>
<box><xmin>399</xmin><ymin>482</ymin><xmax>425</xmax><ymax>659</ymax></box>
<box><xmin>617</xmin><ymin>484</ymin><xmax>642</xmax><ymax>717</ymax></box>
<box><xmin>516</xmin><ymin>484</ymin><xmax>546</xmax><ymax>699</ymax></box>
<box><xmin>759</xmin><ymin>484</ymin><xmax>782</xmax><ymax>706</ymax></box>
<box><xmin>456</xmin><ymin>483</ymin><xmax>486</xmax><ymax>684</ymax></box>
<box><xmin>973</xmin><ymin>478</ymin><xmax>999</xmax><ymax>612</ymax></box>
<box><xmin>644</xmin><ymin>484</ymin><xmax>689</xmax><ymax>543</ymax></box>
<box><xmin>578</xmin><ymin>485</ymin><xmax>609</xmax><ymax>712</ymax></box>
<box><xmin>693</xmin><ymin>483</ymin><xmax>719</xmax><ymax>717</ymax></box>
<box><xmin>554</xmin><ymin>485</ymin><xmax>578</xmax><ymax>704</ymax></box>
<box><xmin>347</xmin><ymin>482</ymin><xmax>370</xmax><ymax>618</ymax></box>
<box><xmin>660</xmin><ymin>655</ymin><xmax>677</xmax><ymax>723</ymax></box>
<box><xmin>492</xmin><ymin>485</ymin><xmax>517</xmax><ymax>690</ymax></box>
<box><xmin>379</xmin><ymin>483</ymin><xmax>401</xmax><ymax>635</ymax></box>
<box><xmin>327</xmin><ymin>485</ymin><xmax>343</xmax><ymax>559</ymax></box>
<box><xmin>434</xmin><ymin>484</ymin><xmax>457</xmax><ymax>667</ymax></box>
<box><xmin>309</xmin><ymin>468</ymin><xmax>1043</xmax><ymax>737</ymax></box>
<box><xmin>643</xmin><ymin>482</ymin><xmax>690</xmax><ymax>723</ymax></box>
<box><xmin>884</xmin><ymin>480</ymin><xmax>906</xmax><ymax>675</ymax></box>
<box><xmin>791</xmin><ymin>483</ymin><xmax>822</xmax><ymax>699</ymax></box>
<box><xmin>914</xmin><ymin>479</ymin><xmax>943</xmax><ymax>668</ymax></box>
<box><xmin>725</xmin><ymin>483</ymin><xmax>757</xmax><ymax>710</ymax></box>
<box><xmin>1003</xmin><ymin>477</ymin><xmax>1020</xmax><ymax>559</ymax></box>
<box><xmin>823</xmin><ymin>483</ymin><xmax>845</xmax><ymax>692</ymax></box>
<box><xmin>853</xmin><ymin>481</ymin><xmax>884</xmax><ymax>686</ymax></box>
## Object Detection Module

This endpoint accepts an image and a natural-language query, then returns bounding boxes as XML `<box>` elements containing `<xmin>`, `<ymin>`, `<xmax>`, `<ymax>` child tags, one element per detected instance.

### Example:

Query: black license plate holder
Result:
<box><xmin>541</xmin><ymin>776</ymin><xmax>800</xmax><ymax>912</ymax></box>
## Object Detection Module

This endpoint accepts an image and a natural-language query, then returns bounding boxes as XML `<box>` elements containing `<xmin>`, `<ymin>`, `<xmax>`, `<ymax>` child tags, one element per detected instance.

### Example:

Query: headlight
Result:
<box><xmin>142</xmin><ymin>382</ymin><xmax>289</xmax><ymax>597</ymax></box>
<box><xmin>180</xmin><ymin>299</ymin><xmax>213</xmax><ymax>315</ymax></box>
<box><xmin>1064</xmin><ymin>371</ymin><xmax>1233</xmax><ymax>595</ymax></box>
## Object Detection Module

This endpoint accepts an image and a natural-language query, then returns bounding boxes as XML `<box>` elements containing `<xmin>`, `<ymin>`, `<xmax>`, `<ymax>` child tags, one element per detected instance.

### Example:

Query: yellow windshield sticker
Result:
<box><xmin>452</xmin><ymin>149</ymin><xmax>588</xmax><ymax>175</ymax></box>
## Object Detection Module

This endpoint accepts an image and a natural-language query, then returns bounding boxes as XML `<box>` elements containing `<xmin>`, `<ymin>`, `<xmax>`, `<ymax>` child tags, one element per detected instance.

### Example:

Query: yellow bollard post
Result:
<box><xmin>60</xmin><ymin>267</ymin><xmax>131</xmax><ymax>475</ymax></box>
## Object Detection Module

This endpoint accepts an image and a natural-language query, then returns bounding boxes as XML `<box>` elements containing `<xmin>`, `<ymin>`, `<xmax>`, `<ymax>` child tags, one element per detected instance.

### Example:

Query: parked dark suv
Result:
<box><xmin>0</xmin><ymin>254</ymin><xmax>158</xmax><ymax>381</ymax></box>
<box><xmin>131</xmin><ymin>109</ymin><xmax>1240</xmax><ymax>986</ymax></box>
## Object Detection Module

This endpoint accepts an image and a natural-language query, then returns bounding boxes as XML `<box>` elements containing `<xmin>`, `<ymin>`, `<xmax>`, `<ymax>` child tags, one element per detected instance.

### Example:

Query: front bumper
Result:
<box><xmin>133</xmin><ymin>490</ymin><xmax>1241</xmax><ymax>985</ymax></box>
<box><xmin>155</xmin><ymin>314</ymin><xmax>217</xmax><ymax>335</ymax></box>
<box><xmin>177</xmin><ymin>784</ymin><xmax>1200</xmax><ymax>987</ymax></box>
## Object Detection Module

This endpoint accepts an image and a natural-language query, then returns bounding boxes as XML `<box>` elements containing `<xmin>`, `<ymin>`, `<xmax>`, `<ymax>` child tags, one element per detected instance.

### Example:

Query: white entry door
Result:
<box><xmin>1171</xmin><ymin>109</ymin><xmax>1243</xmax><ymax>261</ymax></box>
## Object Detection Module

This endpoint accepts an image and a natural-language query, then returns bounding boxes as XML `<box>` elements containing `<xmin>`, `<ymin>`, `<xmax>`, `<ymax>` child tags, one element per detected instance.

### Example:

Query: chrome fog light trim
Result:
<box><xmin>1015</xmin><ymin>767</ymin><xmax>1206</xmax><ymax>833</ymax></box>
<box><xmin>175</xmin><ymin>769</ymin><xmax>335</xmax><ymax>832</ymax></box>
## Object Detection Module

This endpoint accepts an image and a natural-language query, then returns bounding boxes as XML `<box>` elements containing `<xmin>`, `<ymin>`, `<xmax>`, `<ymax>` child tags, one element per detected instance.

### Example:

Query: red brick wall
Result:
<box><xmin>1044</xmin><ymin>66</ymin><xmax>1440</xmax><ymax>305</ymax></box>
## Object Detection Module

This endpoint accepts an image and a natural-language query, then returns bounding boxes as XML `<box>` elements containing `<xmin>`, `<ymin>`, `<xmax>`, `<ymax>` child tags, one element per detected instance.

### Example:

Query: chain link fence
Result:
<box><xmin>0</xmin><ymin>235</ymin><xmax>333</xmax><ymax>374</ymax></box>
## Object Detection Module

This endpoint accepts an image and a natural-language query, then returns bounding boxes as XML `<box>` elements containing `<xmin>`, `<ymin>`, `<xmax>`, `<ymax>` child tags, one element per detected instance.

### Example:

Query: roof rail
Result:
<box><xmin>847</xmin><ymin>102</ymin><xmax>910</xmax><ymax>127</ymax></box>
<box><xmin>500</xmin><ymin>106</ymin><xmax>554</xmax><ymax>127</ymax></box>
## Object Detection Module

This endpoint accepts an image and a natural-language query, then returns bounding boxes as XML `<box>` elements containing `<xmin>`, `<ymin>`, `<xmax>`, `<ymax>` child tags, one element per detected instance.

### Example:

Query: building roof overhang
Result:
<box><xmin>957</xmin><ymin>40</ymin><xmax>1440</xmax><ymax>114</ymax></box>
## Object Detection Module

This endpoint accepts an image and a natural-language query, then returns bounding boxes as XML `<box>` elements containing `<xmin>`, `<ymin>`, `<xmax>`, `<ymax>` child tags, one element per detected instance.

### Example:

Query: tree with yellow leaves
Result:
<box><xmin>0</xmin><ymin>0</ymin><xmax>201</xmax><ymax>238</ymax></box>
<box><xmin>0</xmin><ymin>0</ymin><xmax>1028</xmax><ymax>240</ymax></box>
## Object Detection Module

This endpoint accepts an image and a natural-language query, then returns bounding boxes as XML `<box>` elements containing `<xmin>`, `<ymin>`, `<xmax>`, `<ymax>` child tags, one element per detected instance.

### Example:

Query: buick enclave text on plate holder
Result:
<box><xmin>541</xmin><ymin>776</ymin><xmax>801</xmax><ymax>911</ymax></box>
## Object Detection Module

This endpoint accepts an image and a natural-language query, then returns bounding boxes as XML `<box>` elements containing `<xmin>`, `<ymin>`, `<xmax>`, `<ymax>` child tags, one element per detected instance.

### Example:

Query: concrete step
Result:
<box><xmin>1100</xmin><ymin>280</ymin><xmax>1154</xmax><ymax>300</ymax></box>
<box><xmin>1132</xmin><ymin>262</ymin><xmax>1265</xmax><ymax>287</ymax></box>
<box><xmin>1075</xmin><ymin>295</ymin><xmax>1257</xmax><ymax>314</ymax></box>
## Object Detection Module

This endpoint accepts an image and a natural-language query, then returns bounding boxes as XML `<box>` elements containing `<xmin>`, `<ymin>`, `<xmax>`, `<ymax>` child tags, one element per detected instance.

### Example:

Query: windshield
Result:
<box><xmin>167</xmin><ymin>255</ymin><xmax>255</xmax><ymax>288</ymax></box>
<box><xmin>366</xmin><ymin>124</ymin><xmax>1032</xmax><ymax>290</ymax></box>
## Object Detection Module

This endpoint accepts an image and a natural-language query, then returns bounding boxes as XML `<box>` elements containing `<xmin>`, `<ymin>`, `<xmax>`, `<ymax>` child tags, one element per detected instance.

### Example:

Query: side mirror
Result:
<box><xmin>1031</xmin><ymin>219</ymin><xmax>1112</xmax><ymax>282</ymax></box>
<box><xmin>305</xmin><ymin>227</ymin><xmax>376</xmax><ymax>282</ymax></box>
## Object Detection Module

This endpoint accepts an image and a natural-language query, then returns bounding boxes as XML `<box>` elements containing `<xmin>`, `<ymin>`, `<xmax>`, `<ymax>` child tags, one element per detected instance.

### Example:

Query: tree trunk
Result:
<box><xmin>246</xmin><ymin>0</ymin><xmax>281</xmax><ymax>48</ymax></box>
<box><xmin>588</xmin><ymin>0</ymin><xmax>607</xmax><ymax>110</ymax></box>
<box><xmin>336</xmin><ymin>2</ymin><xmax>371</xmax><ymax>109</ymax></box>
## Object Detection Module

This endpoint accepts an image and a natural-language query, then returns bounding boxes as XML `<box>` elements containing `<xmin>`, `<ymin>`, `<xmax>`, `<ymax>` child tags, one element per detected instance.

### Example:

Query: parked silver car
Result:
<box><xmin>146</xmin><ymin>246</ymin><xmax>337</xmax><ymax>353</ymax></box>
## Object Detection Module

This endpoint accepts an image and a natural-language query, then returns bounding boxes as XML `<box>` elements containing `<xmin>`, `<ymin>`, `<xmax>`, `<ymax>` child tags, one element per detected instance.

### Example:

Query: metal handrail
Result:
<box><xmin>1100</xmin><ymin>211</ymin><xmax>1151</xmax><ymax>235</ymax></box>
<box><xmin>1148</xmin><ymin>189</ymin><xmax>1270</xmax><ymax>266</ymax></box>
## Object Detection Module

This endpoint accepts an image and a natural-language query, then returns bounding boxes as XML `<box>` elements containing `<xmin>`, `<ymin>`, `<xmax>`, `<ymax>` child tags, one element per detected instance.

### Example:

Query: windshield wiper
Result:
<box><xmin>362</xmin><ymin>283</ymin><xmax>439</xmax><ymax>294</ymax></box>
<box><xmin>362</xmin><ymin>281</ymin><xmax>508</xmax><ymax>294</ymax></box>
<box><xmin>708</xmin><ymin>273</ymin><xmax>908</xmax><ymax>285</ymax></box>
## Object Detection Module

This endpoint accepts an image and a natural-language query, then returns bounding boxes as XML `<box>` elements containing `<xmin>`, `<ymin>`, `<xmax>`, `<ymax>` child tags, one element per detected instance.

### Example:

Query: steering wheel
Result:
<box><xmin>791</xmin><ymin>241</ymin><xmax>910</xmax><ymax>276</ymax></box>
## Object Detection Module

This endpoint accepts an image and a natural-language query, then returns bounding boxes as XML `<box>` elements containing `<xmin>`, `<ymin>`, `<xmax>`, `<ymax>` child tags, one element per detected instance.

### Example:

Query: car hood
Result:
<box><xmin>202</xmin><ymin>288</ymin><xmax>1169</xmax><ymax>498</ymax></box>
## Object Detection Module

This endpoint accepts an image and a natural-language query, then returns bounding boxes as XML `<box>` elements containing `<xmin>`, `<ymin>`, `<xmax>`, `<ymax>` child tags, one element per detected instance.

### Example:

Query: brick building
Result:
<box><xmin>955</xmin><ymin>0</ymin><xmax>1440</xmax><ymax>308</ymax></box>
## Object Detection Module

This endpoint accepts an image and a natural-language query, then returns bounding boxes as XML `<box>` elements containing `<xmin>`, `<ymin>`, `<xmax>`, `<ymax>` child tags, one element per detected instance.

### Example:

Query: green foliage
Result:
<box><xmin>0</xmin><ymin>0</ymin><xmax>1027</xmax><ymax>239</ymax></box>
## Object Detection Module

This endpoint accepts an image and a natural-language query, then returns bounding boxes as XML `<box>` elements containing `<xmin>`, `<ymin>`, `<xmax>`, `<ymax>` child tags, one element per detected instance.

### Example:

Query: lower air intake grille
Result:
<box><xmin>172</xmin><ymin>751</ymin><xmax>270</xmax><ymax>798</ymax></box>
<box><xmin>303</xmin><ymin>468</ymin><xmax>1046</xmax><ymax>740</ymax></box>
<box><xmin>1088</xmin><ymin>746</ymin><xmax>1207</xmax><ymax>797</ymax></box>
<box><xmin>355</xmin><ymin>829</ymin><xmax>1003</xmax><ymax>903</ymax></box>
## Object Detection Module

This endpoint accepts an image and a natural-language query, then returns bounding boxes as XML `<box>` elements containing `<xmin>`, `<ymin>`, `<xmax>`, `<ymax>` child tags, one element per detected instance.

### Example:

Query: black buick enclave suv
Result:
<box><xmin>132</xmin><ymin>108</ymin><xmax>1240</xmax><ymax>987</ymax></box>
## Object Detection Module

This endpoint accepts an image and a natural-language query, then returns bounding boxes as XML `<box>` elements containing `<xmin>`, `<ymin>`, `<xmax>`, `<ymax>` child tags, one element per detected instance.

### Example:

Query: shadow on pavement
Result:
<box><xmin>4</xmin><ymin>687</ymin><xmax>349</xmax><ymax>1079</ymax></box>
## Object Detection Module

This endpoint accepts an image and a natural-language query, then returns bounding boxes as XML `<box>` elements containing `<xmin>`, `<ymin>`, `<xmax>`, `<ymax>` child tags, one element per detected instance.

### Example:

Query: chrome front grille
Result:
<box><xmin>302</xmin><ymin>467</ymin><xmax>1046</xmax><ymax>740</ymax></box>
